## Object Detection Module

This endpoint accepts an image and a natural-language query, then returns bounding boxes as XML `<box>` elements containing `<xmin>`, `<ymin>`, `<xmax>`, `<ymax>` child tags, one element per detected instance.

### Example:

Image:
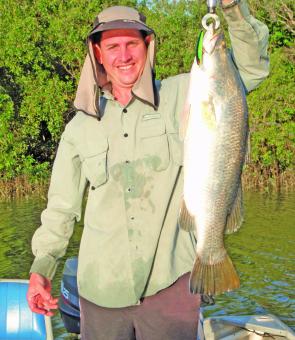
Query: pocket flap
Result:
<box><xmin>78</xmin><ymin>137</ymin><xmax>109</xmax><ymax>188</ymax></box>
<box><xmin>78</xmin><ymin>138</ymin><xmax>109</xmax><ymax>160</ymax></box>
<box><xmin>138</xmin><ymin>118</ymin><xmax>166</xmax><ymax>138</ymax></box>
<box><xmin>83</xmin><ymin>152</ymin><xmax>108</xmax><ymax>188</ymax></box>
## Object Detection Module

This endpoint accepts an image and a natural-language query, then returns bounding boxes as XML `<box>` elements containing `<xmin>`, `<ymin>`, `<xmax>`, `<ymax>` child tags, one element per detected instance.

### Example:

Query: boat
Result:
<box><xmin>197</xmin><ymin>310</ymin><xmax>295</xmax><ymax>340</ymax></box>
<box><xmin>60</xmin><ymin>258</ymin><xmax>295</xmax><ymax>340</ymax></box>
<box><xmin>0</xmin><ymin>279</ymin><xmax>53</xmax><ymax>340</ymax></box>
<box><xmin>1</xmin><ymin>261</ymin><xmax>295</xmax><ymax>339</ymax></box>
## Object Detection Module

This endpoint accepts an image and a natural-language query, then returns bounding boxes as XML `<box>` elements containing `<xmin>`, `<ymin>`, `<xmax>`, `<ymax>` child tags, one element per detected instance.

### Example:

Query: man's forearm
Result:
<box><xmin>221</xmin><ymin>0</ymin><xmax>270</xmax><ymax>91</ymax></box>
<box><xmin>30</xmin><ymin>134</ymin><xmax>86</xmax><ymax>280</ymax></box>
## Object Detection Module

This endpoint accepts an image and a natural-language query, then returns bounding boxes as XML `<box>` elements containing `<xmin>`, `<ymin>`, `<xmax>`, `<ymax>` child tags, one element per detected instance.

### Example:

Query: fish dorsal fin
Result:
<box><xmin>179</xmin><ymin>60</ymin><xmax>199</xmax><ymax>141</ymax></box>
<box><xmin>179</xmin><ymin>70</ymin><xmax>195</xmax><ymax>141</ymax></box>
<box><xmin>179</xmin><ymin>100</ymin><xmax>191</xmax><ymax>141</ymax></box>
<box><xmin>225</xmin><ymin>184</ymin><xmax>244</xmax><ymax>234</ymax></box>
<box><xmin>178</xmin><ymin>199</ymin><xmax>196</xmax><ymax>232</ymax></box>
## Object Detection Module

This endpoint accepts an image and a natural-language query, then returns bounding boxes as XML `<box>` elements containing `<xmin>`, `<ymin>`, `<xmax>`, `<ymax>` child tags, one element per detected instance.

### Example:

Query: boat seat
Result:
<box><xmin>0</xmin><ymin>280</ymin><xmax>53</xmax><ymax>340</ymax></box>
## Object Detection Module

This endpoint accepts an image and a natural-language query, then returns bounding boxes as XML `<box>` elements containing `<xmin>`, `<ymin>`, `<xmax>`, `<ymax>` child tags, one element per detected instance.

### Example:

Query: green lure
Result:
<box><xmin>196</xmin><ymin>30</ymin><xmax>205</xmax><ymax>65</ymax></box>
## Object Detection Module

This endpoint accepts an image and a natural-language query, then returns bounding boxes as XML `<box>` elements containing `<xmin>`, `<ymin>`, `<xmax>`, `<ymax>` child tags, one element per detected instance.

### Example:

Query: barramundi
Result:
<box><xmin>179</xmin><ymin>22</ymin><xmax>249</xmax><ymax>295</ymax></box>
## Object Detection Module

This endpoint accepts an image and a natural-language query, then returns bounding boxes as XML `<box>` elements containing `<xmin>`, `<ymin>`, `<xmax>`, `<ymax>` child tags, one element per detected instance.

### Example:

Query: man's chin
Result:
<box><xmin>118</xmin><ymin>78</ymin><xmax>139</xmax><ymax>88</ymax></box>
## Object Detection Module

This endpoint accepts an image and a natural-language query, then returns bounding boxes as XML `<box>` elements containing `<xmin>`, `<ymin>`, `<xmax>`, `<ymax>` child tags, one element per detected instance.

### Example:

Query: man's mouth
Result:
<box><xmin>117</xmin><ymin>64</ymin><xmax>133</xmax><ymax>71</ymax></box>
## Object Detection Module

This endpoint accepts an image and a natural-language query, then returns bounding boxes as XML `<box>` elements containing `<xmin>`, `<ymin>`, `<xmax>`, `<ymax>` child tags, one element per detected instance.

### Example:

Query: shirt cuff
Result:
<box><xmin>222</xmin><ymin>0</ymin><xmax>251</xmax><ymax>24</ymax></box>
<box><xmin>29</xmin><ymin>255</ymin><xmax>59</xmax><ymax>280</ymax></box>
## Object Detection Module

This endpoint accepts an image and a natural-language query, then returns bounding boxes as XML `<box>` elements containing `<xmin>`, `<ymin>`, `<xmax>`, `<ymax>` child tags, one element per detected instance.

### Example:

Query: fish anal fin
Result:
<box><xmin>225</xmin><ymin>184</ymin><xmax>244</xmax><ymax>234</ymax></box>
<box><xmin>245</xmin><ymin>131</ymin><xmax>251</xmax><ymax>164</ymax></box>
<box><xmin>178</xmin><ymin>200</ymin><xmax>196</xmax><ymax>232</ymax></box>
<box><xmin>189</xmin><ymin>254</ymin><xmax>240</xmax><ymax>295</ymax></box>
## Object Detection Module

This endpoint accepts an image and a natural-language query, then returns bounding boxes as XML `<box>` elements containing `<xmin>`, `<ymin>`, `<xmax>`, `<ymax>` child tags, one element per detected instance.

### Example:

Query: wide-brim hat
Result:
<box><xmin>89</xmin><ymin>6</ymin><xmax>154</xmax><ymax>37</ymax></box>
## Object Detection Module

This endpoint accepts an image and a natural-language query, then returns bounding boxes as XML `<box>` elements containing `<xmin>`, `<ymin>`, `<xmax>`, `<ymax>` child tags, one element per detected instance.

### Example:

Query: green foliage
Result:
<box><xmin>249</xmin><ymin>0</ymin><xmax>294</xmax><ymax>49</ymax></box>
<box><xmin>247</xmin><ymin>48</ymin><xmax>295</xmax><ymax>174</ymax></box>
<box><xmin>0</xmin><ymin>0</ymin><xmax>137</xmax><ymax>182</ymax></box>
<box><xmin>0</xmin><ymin>87</ymin><xmax>50</xmax><ymax>181</ymax></box>
<box><xmin>0</xmin><ymin>88</ymin><xmax>19</xmax><ymax>179</ymax></box>
<box><xmin>0</xmin><ymin>0</ymin><xmax>294</xmax><ymax>189</ymax></box>
<box><xmin>142</xmin><ymin>0</ymin><xmax>206</xmax><ymax>78</ymax></box>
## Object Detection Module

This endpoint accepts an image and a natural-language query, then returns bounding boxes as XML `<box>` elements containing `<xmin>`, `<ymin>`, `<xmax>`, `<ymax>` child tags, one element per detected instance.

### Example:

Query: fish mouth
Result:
<box><xmin>203</xmin><ymin>31</ymin><xmax>223</xmax><ymax>55</ymax></box>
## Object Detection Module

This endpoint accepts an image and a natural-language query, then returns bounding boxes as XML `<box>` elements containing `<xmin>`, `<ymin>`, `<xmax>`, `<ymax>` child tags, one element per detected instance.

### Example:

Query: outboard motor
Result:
<box><xmin>59</xmin><ymin>257</ymin><xmax>81</xmax><ymax>334</ymax></box>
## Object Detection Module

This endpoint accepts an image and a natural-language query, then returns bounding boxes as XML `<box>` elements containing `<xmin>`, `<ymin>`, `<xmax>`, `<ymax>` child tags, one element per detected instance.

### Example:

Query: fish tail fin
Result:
<box><xmin>189</xmin><ymin>254</ymin><xmax>240</xmax><ymax>295</ymax></box>
<box><xmin>178</xmin><ymin>200</ymin><xmax>196</xmax><ymax>232</ymax></box>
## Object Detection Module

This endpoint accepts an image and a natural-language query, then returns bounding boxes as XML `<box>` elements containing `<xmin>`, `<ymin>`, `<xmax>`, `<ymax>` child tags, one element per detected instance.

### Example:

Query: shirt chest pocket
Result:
<box><xmin>79</xmin><ymin>138</ymin><xmax>109</xmax><ymax>189</ymax></box>
<box><xmin>137</xmin><ymin>116</ymin><xmax>169</xmax><ymax>171</ymax></box>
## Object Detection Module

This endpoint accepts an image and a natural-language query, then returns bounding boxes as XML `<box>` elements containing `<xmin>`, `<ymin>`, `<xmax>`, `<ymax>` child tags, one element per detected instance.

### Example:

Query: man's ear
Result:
<box><xmin>92</xmin><ymin>43</ymin><xmax>102</xmax><ymax>64</ymax></box>
<box><xmin>145</xmin><ymin>35</ymin><xmax>152</xmax><ymax>46</ymax></box>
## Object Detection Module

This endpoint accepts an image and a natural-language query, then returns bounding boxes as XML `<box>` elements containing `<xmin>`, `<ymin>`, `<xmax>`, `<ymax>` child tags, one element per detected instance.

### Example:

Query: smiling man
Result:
<box><xmin>93</xmin><ymin>29</ymin><xmax>151</xmax><ymax>105</ymax></box>
<box><xmin>27</xmin><ymin>4</ymin><xmax>269</xmax><ymax>340</ymax></box>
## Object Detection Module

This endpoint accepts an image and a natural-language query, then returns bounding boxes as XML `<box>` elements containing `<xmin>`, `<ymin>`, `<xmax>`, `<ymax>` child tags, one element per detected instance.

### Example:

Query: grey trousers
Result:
<box><xmin>80</xmin><ymin>273</ymin><xmax>200</xmax><ymax>340</ymax></box>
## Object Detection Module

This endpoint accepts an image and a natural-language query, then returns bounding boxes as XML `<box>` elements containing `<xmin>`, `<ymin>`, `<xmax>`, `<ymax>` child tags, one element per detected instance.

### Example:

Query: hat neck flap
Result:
<box><xmin>132</xmin><ymin>36</ymin><xmax>159</xmax><ymax>109</ymax></box>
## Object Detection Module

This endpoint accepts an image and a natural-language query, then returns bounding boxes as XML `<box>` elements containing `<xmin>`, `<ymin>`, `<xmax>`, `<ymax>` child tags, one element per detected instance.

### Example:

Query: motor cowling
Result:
<box><xmin>59</xmin><ymin>257</ymin><xmax>80</xmax><ymax>334</ymax></box>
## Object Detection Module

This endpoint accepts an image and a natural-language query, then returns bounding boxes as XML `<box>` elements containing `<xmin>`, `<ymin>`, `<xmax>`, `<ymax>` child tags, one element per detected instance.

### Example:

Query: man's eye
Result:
<box><xmin>107</xmin><ymin>45</ymin><xmax>118</xmax><ymax>50</ymax></box>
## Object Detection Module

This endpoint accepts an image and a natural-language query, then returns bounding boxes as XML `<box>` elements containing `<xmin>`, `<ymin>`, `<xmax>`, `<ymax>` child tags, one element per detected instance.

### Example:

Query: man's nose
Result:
<box><xmin>119</xmin><ymin>46</ymin><xmax>132</xmax><ymax>62</ymax></box>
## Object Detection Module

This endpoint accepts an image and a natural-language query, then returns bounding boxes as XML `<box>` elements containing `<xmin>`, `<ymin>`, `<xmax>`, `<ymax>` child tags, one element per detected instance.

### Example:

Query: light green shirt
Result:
<box><xmin>30</xmin><ymin>1</ymin><xmax>269</xmax><ymax>308</ymax></box>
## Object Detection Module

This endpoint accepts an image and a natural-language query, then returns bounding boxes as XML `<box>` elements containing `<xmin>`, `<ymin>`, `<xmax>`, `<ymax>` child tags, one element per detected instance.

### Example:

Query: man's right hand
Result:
<box><xmin>27</xmin><ymin>272</ymin><xmax>58</xmax><ymax>316</ymax></box>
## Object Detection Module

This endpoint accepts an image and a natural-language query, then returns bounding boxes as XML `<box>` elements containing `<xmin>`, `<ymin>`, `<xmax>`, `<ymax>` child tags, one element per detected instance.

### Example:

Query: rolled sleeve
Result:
<box><xmin>30</xmin><ymin>134</ymin><xmax>87</xmax><ymax>279</ymax></box>
<box><xmin>223</xmin><ymin>0</ymin><xmax>270</xmax><ymax>91</ymax></box>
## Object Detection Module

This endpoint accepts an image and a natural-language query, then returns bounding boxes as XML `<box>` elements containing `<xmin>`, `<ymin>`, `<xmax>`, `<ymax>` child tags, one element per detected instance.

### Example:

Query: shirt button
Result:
<box><xmin>91</xmin><ymin>186</ymin><xmax>95</xmax><ymax>190</ymax></box>
<box><xmin>123</xmin><ymin>108</ymin><xmax>127</xmax><ymax>113</ymax></box>
<box><xmin>125</xmin><ymin>160</ymin><xmax>130</xmax><ymax>164</ymax></box>
<box><xmin>124</xmin><ymin>133</ymin><xmax>128</xmax><ymax>137</ymax></box>
<box><xmin>127</xmin><ymin>188</ymin><xmax>131</xmax><ymax>192</ymax></box>
<box><xmin>130</xmin><ymin>216</ymin><xmax>135</xmax><ymax>220</ymax></box>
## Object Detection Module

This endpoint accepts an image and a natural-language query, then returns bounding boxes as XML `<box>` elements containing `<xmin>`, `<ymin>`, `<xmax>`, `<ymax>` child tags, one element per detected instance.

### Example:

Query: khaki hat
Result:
<box><xmin>89</xmin><ymin>6</ymin><xmax>154</xmax><ymax>37</ymax></box>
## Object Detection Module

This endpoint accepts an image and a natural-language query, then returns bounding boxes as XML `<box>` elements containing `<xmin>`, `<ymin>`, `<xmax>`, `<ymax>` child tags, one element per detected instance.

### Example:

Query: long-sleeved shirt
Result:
<box><xmin>30</xmin><ymin>0</ymin><xmax>269</xmax><ymax>308</ymax></box>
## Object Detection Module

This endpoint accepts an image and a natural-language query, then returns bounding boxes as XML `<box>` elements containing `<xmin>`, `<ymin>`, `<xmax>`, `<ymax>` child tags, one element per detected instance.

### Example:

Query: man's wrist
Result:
<box><xmin>220</xmin><ymin>0</ymin><xmax>241</xmax><ymax>10</ymax></box>
<box><xmin>221</xmin><ymin>0</ymin><xmax>251</xmax><ymax>23</ymax></box>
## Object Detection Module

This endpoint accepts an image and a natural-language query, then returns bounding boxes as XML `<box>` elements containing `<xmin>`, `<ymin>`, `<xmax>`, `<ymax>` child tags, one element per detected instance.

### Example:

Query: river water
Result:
<box><xmin>0</xmin><ymin>191</ymin><xmax>294</xmax><ymax>339</ymax></box>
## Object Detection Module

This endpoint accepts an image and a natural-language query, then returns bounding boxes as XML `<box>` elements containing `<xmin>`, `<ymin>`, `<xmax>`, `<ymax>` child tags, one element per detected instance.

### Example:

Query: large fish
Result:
<box><xmin>179</xmin><ymin>23</ymin><xmax>249</xmax><ymax>295</ymax></box>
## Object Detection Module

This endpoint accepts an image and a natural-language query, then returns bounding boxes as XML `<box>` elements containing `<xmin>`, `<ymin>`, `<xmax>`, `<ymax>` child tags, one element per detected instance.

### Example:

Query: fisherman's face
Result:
<box><xmin>93</xmin><ymin>29</ymin><xmax>149</xmax><ymax>89</ymax></box>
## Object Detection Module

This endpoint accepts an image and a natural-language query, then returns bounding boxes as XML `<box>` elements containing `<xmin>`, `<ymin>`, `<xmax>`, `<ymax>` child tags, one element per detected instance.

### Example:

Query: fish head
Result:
<box><xmin>196</xmin><ymin>25</ymin><xmax>226</xmax><ymax>68</ymax></box>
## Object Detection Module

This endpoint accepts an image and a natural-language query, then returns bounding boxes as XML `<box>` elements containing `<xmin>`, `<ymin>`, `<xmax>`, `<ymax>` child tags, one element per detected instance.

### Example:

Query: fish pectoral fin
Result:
<box><xmin>178</xmin><ymin>200</ymin><xmax>196</xmax><ymax>232</ymax></box>
<box><xmin>225</xmin><ymin>184</ymin><xmax>244</xmax><ymax>234</ymax></box>
<box><xmin>201</xmin><ymin>98</ymin><xmax>216</xmax><ymax>130</ymax></box>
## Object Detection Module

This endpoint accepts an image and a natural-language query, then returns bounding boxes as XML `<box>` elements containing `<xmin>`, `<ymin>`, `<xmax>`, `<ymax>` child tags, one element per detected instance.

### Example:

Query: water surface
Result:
<box><xmin>0</xmin><ymin>191</ymin><xmax>294</xmax><ymax>338</ymax></box>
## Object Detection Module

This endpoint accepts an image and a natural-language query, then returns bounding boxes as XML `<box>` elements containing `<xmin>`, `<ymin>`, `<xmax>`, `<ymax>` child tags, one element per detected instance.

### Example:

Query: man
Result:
<box><xmin>27</xmin><ymin>2</ymin><xmax>269</xmax><ymax>339</ymax></box>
